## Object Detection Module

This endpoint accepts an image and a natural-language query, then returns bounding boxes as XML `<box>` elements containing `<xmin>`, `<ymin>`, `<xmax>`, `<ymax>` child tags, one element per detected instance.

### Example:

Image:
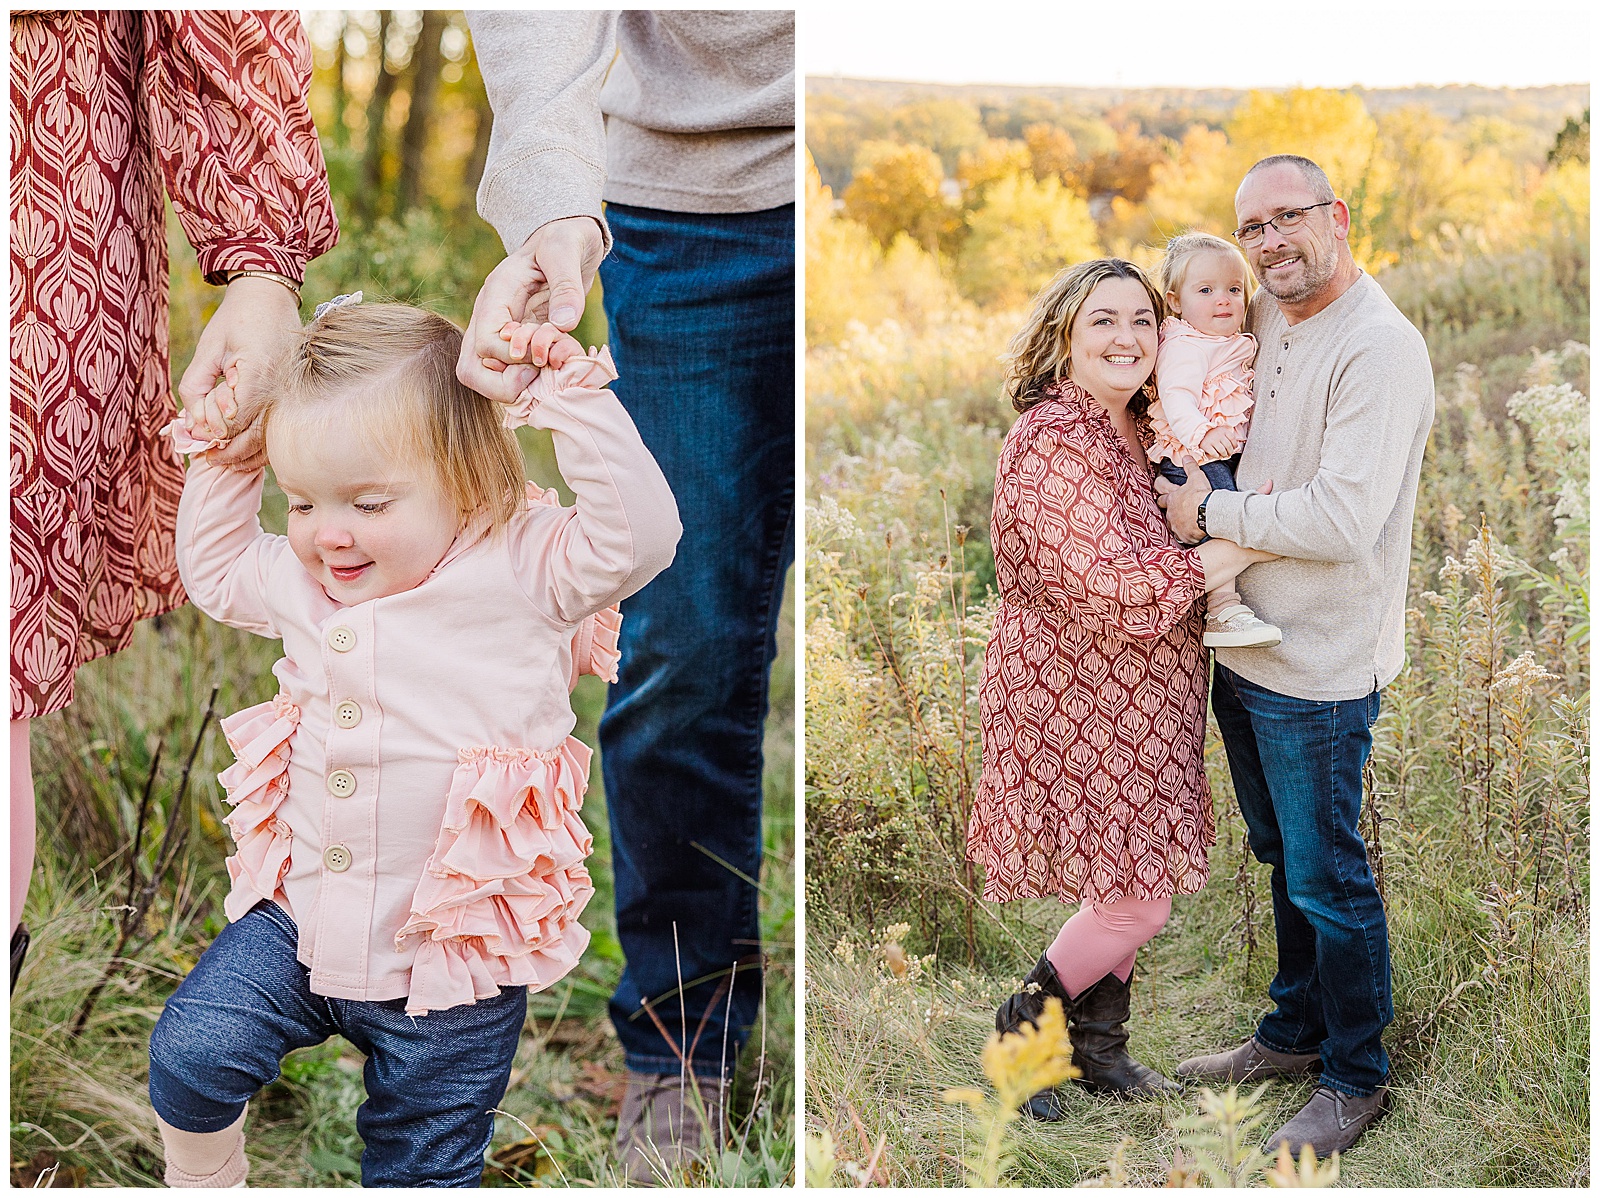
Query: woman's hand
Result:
<box><xmin>176</xmin><ymin>276</ymin><xmax>303</xmax><ymax>471</ymax></box>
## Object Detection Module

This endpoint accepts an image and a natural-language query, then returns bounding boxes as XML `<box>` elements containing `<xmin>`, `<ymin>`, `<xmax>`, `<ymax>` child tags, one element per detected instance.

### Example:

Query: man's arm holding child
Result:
<box><xmin>457</xmin><ymin>11</ymin><xmax>614</xmax><ymax>405</ymax></box>
<box><xmin>1159</xmin><ymin>329</ymin><xmax>1432</xmax><ymax>560</ymax></box>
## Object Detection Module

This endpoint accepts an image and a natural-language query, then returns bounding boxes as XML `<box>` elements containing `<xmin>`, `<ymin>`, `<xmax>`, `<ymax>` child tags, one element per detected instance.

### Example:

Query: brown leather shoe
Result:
<box><xmin>1176</xmin><ymin>1036</ymin><xmax>1322</xmax><ymax>1085</ymax></box>
<box><xmin>1068</xmin><ymin>969</ymin><xmax>1180</xmax><ymax>1097</ymax></box>
<box><xmin>613</xmin><ymin>1070</ymin><xmax>728</xmax><ymax>1185</ymax></box>
<box><xmin>1264</xmin><ymin>1083</ymin><xmax>1389</xmax><ymax>1158</ymax></box>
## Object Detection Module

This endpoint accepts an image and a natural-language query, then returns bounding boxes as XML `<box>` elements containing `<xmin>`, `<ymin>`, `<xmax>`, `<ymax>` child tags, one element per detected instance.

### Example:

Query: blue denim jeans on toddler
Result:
<box><xmin>1210</xmin><ymin>664</ymin><xmax>1393</xmax><ymax>1096</ymax></box>
<box><xmin>1157</xmin><ymin>456</ymin><xmax>1238</xmax><ymax>545</ymax></box>
<box><xmin>598</xmin><ymin>203</ymin><xmax>794</xmax><ymax>1079</ymax></box>
<box><xmin>148</xmin><ymin>900</ymin><xmax>527</xmax><ymax>1187</ymax></box>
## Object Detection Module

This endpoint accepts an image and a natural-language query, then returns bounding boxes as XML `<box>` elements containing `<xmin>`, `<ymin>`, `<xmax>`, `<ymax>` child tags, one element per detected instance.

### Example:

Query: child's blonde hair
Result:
<box><xmin>1002</xmin><ymin>257</ymin><xmax>1166</xmax><ymax>413</ymax></box>
<box><xmin>262</xmin><ymin>303</ymin><xmax>525</xmax><ymax>532</ymax></box>
<box><xmin>1158</xmin><ymin>231</ymin><xmax>1256</xmax><ymax>312</ymax></box>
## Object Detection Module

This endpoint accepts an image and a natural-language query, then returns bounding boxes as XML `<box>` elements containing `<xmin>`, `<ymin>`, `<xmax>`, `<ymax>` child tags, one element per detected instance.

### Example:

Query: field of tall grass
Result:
<box><xmin>804</xmin><ymin>270</ymin><xmax>1589</xmax><ymax>1184</ymax></box>
<box><xmin>9</xmin><ymin>215</ymin><xmax>796</xmax><ymax>1188</ymax></box>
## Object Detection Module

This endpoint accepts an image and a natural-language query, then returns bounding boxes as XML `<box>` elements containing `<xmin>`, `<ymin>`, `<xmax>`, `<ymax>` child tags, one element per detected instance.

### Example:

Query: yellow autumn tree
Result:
<box><xmin>806</xmin><ymin>151</ymin><xmax>962</xmax><ymax>344</ymax></box>
<box><xmin>957</xmin><ymin>138</ymin><xmax>1031</xmax><ymax>209</ymax></box>
<box><xmin>843</xmin><ymin>139</ymin><xmax>957</xmax><ymax>253</ymax></box>
<box><xmin>956</xmin><ymin>172</ymin><xmax>1101</xmax><ymax>309</ymax></box>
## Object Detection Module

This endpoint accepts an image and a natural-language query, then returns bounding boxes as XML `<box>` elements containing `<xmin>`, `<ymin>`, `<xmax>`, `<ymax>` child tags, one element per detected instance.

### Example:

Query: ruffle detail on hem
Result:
<box><xmin>216</xmin><ymin>693</ymin><xmax>300</xmax><ymax>923</ymax></box>
<box><xmin>523</xmin><ymin>482</ymin><xmax>624</xmax><ymax>690</ymax></box>
<box><xmin>160</xmin><ymin>416</ymin><xmax>230</xmax><ymax>459</ymax></box>
<box><xmin>396</xmin><ymin>737</ymin><xmax>597</xmax><ymax>1015</ymax></box>
<box><xmin>500</xmin><ymin>345</ymin><xmax>619</xmax><ymax>429</ymax></box>
<box><xmin>1147</xmin><ymin>367</ymin><xmax>1255</xmax><ymax>465</ymax></box>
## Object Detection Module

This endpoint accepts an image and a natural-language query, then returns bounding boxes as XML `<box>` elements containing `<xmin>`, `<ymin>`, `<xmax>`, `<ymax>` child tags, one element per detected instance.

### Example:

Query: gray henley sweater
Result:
<box><xmin>467</xmin><ymin>11</ymin><xmax>795</xmax><ymax>255</ymax></box>
<box><xmin>1205</xmin><ymin>273</ymin><xmax>1434</xmax><ymax>701</ymax></box>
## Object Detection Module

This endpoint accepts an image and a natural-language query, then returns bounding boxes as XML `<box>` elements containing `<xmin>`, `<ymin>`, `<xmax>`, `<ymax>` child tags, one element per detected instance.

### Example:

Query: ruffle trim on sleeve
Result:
<box><xmin>216</xmin><ymin>694</ymin><xmax>300</xmax><ymax>922</ymax></box>
<box><xmin>522</xmin><ymin>482</ymin><xmax>624</xmax><ymax>690</ymax></box>
<box><xmin>396</xmin><ymin>737</ymin><xmax>598</xmax><ymax>1015</ymax></box>
<box><xmin>569</xmin><ymin>605</ymin><xmax>623</xmax><ymax>690</ymax></box>
<box><xmin>159</xmin><ymin>415</ymin><xmax>230</xmax><ymax>459</ymax></box>
<box><xmin>500</xmin><ymin>345</ymin><xmax>619</xmax><ymax>429</ymax></box>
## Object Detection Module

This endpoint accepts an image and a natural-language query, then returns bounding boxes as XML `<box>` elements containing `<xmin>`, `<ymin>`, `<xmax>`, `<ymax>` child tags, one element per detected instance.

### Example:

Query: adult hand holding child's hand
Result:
<box><xmin>457</xmin><ymin>216</ymin><xmax>605</xmax><ymax>403</ymax></box>
<box><xmin>177</xmin><ymin>276</ymin><xmax>303</xmax><ymax>471</ymax></box>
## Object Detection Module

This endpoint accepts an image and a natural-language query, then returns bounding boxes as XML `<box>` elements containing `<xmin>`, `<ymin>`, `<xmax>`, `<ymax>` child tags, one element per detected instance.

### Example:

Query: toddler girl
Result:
<box><xmin>1148</xmin><ymin>232</ymin><xmax>1282</xmax><ymax>648</ymax></box>
<box><xmin>151</xmin><ymin>300</ymin><xmax>680</xmax><ymax>1187</ymax></box>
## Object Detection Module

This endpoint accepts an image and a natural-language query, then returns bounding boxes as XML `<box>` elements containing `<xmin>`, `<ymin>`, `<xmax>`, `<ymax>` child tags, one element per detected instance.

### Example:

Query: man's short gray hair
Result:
<box><xmin>1242</xmin><ymin>154</ymin><xmax>1337</xmax><ymax>202</ymax></box>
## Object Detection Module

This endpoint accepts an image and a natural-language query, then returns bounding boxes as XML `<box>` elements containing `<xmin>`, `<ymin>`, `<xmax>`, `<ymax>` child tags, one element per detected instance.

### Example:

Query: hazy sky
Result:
<box><xmin>801</xmin><ymin>6</ymin><xmax>1592</xmax><ymax>90</ymax></box>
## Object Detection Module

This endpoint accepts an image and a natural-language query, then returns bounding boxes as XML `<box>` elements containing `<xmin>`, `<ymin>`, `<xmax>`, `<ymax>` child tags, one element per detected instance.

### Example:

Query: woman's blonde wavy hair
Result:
<box><xmin>1001</xmin><ymin>258</ymin><xmax>1166</xmax><ymax>413</ymax></box>
<box><xmin>261</xmin><ymin>303</ymin><xmax>526</xmax><ymax>534</ymax></box>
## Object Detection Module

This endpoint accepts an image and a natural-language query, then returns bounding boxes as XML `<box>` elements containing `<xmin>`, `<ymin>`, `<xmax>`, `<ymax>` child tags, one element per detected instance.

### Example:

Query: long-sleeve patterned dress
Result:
<box><xmin>968</xmin><ymin>378</ymin><xmax>1215</xmax><ymax>906</ymax></box>
<box><xmin>9</xmin><ymin>11</ymin><xmax>337</xmax><ymax>719</ymax></box>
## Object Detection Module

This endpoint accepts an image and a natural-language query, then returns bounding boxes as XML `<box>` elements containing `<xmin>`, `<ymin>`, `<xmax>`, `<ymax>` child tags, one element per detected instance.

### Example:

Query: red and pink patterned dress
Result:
<box><xmin>968</xmin><ymin>378</ymin><xmax>1215</xmax><ymax>906</ymax></box>
<box><xmin>9</xmin><ymin>11</ymin><xmax>337</xmax><ymax>719</ymax></box>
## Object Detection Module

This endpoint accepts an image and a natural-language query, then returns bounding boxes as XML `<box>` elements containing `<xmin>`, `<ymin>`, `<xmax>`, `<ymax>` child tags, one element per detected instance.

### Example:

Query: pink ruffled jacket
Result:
<box><xmin>1147</xmin><ymin>317</ymin><xmax>1257</xmax><ymax>466</ymax></box>
<box><xmin>172</xmin><ymin>350</ymin><xmax>681</xmax><ymax>1015</ymax></box>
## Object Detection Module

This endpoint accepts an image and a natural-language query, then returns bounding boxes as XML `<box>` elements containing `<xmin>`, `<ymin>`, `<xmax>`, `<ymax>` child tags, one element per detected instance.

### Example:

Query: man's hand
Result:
<box><xmin>457</xmin><ymin>216</ymin><xmax>605</xmax><ymax>404</ymax></box>
<box><xmin>177</xmin><ymin>276</ymin><xmax>303</xmax><ymax>471</ymax></box>
<box><xmin>1156</xmin><ymin>458</ymin><xmax>1273</xmax><ymax>544</ymax></box>
<box><xmin>1154</xmin><ymin>455</ymin><xmax>1213</xmax><ymax>544</ymax></box>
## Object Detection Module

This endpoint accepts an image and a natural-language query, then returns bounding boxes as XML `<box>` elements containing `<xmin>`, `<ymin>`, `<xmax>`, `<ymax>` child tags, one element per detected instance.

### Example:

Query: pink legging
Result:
<box><xmin>11</xmin><ymin>719</ymin><xmax>35</xmax><ymax>936</ymax></box>
<box><xmin>1044</xmin><ymin>894</ymin><xmax>1171</xmax><ymax>999</ymax></box>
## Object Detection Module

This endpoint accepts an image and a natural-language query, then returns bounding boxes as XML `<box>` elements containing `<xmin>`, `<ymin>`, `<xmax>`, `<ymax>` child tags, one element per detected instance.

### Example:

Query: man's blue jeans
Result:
<box><xmin>1211</xmin><ymin>663</ymin><xmax>1393</xmax><ymax>1096</ymax></box>
<box><xmin>598</xmin><ymin>203</ymin><xmax>794</xmax><ymax>1078</ymax></box>
<box><xmin>148</xmin><ymin>901</ymin><xmax>527</xmax><ymax>1187</ymax></box>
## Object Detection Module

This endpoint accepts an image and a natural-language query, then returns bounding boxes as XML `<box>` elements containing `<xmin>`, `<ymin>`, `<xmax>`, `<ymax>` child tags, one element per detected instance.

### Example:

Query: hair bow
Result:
<box><xmin>312</xmin><ymin>290</ymin><xmax>363</xmax><ymax>321</ymax></box>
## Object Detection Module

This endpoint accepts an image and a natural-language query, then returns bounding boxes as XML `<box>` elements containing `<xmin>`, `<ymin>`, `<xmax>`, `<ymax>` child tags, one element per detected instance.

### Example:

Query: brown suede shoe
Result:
<box><xmin>1264</xmin><ymin>1083</ymin><xmax>1389</xmax><ymax>1159</ymax></box>
<box><xmin>613</xmin><ymin>1070</ymin><xmax>728</xmax><ymax>1186</ymax></box>
<box><xmin>1175</xmin><ymin>1036</ymin><xmax>1322</xmax><ymax>1084</ymax></box>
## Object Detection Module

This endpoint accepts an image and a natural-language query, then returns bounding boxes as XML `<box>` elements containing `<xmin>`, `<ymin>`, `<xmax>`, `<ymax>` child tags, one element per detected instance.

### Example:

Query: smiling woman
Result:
<box><xmin>969</xmin><ymin>257</ymin><xmax>1269</xmax><ymax>1115</ymax></box>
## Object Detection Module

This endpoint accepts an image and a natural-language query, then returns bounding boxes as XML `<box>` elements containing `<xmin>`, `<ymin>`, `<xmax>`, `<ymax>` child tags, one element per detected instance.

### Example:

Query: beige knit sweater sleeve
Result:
<box><xmin>467</xmin><ymin>10</ymin><xmax>615</xmax><ymax>256</ymax></box>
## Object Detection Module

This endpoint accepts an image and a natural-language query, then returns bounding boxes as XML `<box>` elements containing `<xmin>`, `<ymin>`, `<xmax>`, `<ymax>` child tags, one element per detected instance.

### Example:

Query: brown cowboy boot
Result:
<box><xmin>993</xmin><ymin>954</ymin><xmax>1074</xmax><ymax>1121</ymax></box>
<box><xmin>1067</xmin><ymin>967</ymin><xmax>1180</xmax><ymax>1097</ymax></box>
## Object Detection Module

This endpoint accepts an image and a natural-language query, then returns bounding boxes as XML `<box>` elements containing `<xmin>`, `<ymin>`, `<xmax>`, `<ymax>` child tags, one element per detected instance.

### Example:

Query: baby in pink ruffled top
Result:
<box><xmin>147</xmin><ymin>300</ymin><xmax>679</xmax><ymax>1187</ymax></box>
<box><xmin>1149</xmin><ymin>233</ymin><xmax>1282</xmax><ymax>648</ymax></box>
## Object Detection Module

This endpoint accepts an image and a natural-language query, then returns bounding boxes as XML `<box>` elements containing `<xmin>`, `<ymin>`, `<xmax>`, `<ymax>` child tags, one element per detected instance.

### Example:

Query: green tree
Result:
<box><xmin>957</xmin><ymin>172</ymin><xmax>1100</xmax><ymax>309</ymax></box>
<box><xmin>889</xmin><ymin>98</ymin><xmax>987</xmax><ymax>174</ymax></box>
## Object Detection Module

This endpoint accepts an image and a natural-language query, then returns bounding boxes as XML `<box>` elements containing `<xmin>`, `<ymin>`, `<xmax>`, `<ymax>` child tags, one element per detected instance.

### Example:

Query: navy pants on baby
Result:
<box><xmin>148</xmin><ymin>900</ymin><xmax>527</xmax><ymax>1187</ymax></box>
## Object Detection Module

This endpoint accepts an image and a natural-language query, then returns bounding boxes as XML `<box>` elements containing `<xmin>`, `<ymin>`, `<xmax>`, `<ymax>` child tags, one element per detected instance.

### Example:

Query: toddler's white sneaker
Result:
<box><xmin>1204</xmin><ymin>604</ymin><xmax>1282</xmax><ymax>648</ymax></box>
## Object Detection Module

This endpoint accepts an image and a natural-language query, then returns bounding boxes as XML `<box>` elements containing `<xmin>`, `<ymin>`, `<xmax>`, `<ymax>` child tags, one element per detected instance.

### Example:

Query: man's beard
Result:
<box><xmin>1257</xmin><ymin>246</ymin><xmax>1337</xmax><ymax>305</ymax></box>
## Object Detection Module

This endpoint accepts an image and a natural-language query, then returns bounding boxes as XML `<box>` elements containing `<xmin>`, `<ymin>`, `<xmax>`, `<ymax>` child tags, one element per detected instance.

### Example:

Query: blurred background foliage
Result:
<box><xmin>806</xmin><ymin>79</ymin><xmax>1588</xmax><ymax>334</ymax></box>
<box><xmin>15</xmin><ymin>13</ymin><xmax>793</xmax><ymax>1188</ymax></box>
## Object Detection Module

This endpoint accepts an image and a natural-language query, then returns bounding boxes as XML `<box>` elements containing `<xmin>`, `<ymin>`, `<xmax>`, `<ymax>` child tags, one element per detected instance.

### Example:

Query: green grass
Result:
<box><xmin>11</xmin><ymin>546</ymin><xmax>794</xmax><ymax>1188</ymax></box>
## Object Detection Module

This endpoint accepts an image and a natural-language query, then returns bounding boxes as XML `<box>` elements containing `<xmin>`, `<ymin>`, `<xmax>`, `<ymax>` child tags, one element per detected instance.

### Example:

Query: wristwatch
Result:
<box><xmin>1196</xmin><ymin>493</ymin><xmax>1211</xmax><ymax>538</ymax></box>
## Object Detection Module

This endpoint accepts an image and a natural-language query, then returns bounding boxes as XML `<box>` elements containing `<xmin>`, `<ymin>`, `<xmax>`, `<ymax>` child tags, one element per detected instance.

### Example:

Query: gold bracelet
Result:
<box><xmin>222</xmin><ymin>269</ymin><xmax>302</xmax><ymax>299</ymax></box>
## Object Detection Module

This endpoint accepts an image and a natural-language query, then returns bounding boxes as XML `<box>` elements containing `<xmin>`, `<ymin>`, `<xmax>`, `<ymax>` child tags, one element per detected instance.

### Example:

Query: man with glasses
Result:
<box><xmin>1156</xmin><ymin>154</ymin><xmax>1434</xmax><ymax>1159</ymax></box>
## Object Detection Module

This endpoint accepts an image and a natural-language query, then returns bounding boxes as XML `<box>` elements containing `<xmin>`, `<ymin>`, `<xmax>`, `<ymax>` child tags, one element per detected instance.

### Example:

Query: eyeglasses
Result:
<box><xmin>1233</xmin><ymin>201</ymin><xmax>1336</xmax><ymax>246</ymax></box>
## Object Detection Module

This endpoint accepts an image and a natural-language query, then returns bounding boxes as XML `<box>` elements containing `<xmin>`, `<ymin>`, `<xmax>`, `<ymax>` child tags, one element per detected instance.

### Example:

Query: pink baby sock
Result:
<box><xmin>1043</xmin><ymin>895</ymin><xmax>1172</xmax><ymax>999</ymax></box>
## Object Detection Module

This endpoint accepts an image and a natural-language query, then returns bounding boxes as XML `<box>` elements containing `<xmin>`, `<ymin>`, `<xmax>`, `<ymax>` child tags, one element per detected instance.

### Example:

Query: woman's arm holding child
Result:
<box><xmin>499</xmin><ymin>324</ymin><xmax>682</xmax><ymax>623</ymax></box>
